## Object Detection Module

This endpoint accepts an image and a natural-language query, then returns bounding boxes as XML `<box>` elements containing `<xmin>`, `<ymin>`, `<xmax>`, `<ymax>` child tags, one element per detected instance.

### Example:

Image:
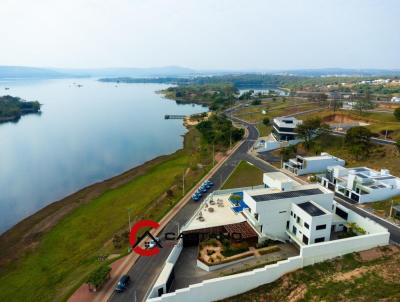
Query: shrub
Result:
<box><xmin>87</xmin><ymin>265</ymin><xmax>111</xmax><ymax>289</ymax></box>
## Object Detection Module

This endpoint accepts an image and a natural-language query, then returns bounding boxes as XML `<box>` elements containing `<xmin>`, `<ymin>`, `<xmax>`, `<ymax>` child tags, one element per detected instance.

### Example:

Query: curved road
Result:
<box><xmin>110</xmin><ymin>105</ymin><xmax>400</xmax><ymax>302</ymax></box>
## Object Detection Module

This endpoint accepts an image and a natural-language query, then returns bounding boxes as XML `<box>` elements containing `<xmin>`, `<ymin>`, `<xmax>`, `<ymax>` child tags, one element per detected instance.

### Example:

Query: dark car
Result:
<box><xmin>115</xmin><ymin>275</ymin><xmax>131</xmax><ymax>293</ymax></box>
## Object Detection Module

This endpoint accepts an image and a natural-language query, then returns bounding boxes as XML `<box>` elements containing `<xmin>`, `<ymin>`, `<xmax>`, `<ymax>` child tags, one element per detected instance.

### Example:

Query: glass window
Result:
<box><xmin>316</xmin><ymin>224</ymin><xmax>326</xmax><ymax>230</ymax></box>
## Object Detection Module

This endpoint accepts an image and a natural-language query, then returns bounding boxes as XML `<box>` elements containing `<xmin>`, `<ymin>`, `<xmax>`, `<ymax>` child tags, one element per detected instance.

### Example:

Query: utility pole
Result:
<box><xmin>389</xmin><ymin>199</ymin><xmax>394</xmax><ymax>218</ymax></box>
<box><xmin>182</xmin><ymin>170</ymin><xmax>185</xmax><ymax>197</ymax></box>
<box><xmin>127</xmin><ymin>208</ymin><xmax>132</xmax><ymax>231</ymax></box>
<box><xmin>212</xmin><ymin>143</ymin><xmax>215</xmax><ymax>167</ymax></box>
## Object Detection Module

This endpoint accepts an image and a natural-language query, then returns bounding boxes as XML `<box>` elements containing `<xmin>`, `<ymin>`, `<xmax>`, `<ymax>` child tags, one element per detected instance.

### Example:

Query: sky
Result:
<box><xmin>0</xmin><ymin>0</ymin><xmax>399</xmax><ymax>70</ymax></box>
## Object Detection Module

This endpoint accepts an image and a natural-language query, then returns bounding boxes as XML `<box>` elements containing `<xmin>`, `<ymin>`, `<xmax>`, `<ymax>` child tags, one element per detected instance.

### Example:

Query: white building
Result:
<box><xmin>287</xmin><ymin>201</ymin><xmax>332</xmax><ymax>245</ymax></box>
<box><xmin>148</xmin><ymin>172</ymin><xmax>390</xmax><ymax>302</ymax></box>
<box><xmin>254</xmin><ymin>116</ymin><xmax>303</xmax><ymax>152</ymax></box>
<box><xmin>320</xmin><ymin>166</ymin><xmax>400</xmax><ymax>203</ymax></box>
<box><xmin>242</xmin><ymin>172</ymin><xmax>335</xmax><ymax>242</ymax></box>
<box><xmin>283</xmin><ymin>152</ymin><xmax>345</xmax><ymax>176</ymax></box>
<box><xmin>272</xmin><ymin>116</ymin><xmax>302</xmax><ymax>142</ymax></box>
<box><xmin>391</xmin><ymin>96</ymin><xmax>400</xmax><ymax>103</ymax></box>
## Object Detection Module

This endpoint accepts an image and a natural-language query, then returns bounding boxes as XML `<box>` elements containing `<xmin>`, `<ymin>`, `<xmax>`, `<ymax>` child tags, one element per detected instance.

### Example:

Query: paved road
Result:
<box><xmin>110</xmin><ymin>105</ymin><xmax>400</xmax><ymax>302</ymax></box>
<box><xmin>110</xmin><ymin>108</ymin><xmax>274</xmax><ymax>302</ymax></box>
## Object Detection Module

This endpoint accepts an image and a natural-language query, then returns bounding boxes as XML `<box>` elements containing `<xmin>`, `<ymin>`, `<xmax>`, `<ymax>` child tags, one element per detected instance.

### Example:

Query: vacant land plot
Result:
<box><xmin>222</xmin><ymin>161</ymin><xmax>264</xmax><ymax>189</ymax></box>
<box><xmin>220</xmin><ymin>245</ymin><xmax>400</xmax><ymax>302</ymax></box>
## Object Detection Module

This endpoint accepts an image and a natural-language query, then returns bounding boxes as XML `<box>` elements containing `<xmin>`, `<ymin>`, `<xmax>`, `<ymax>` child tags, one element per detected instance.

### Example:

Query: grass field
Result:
<box><xmin>234</xmin><ymin>98</ymin><xmax>319</xmax><ymax>124</ymax></box>
<box><xmin>220</xmin><ymin>246</ymin><xmax>400</xmax><ymax>302</ymax></box>
<box><xmin>222</xmin><ymin>161</ymin><xmax>263</xmax><ymax>189</ymax></box>
<box><xmin>0</xmin><ymin>128</ymin><xmax>212</xmax><ymax>302</ymax></box>
<box><xmin>296</xmin><ymin>108</ymin><xmax>400</xmax><ymax>140</ymax></box>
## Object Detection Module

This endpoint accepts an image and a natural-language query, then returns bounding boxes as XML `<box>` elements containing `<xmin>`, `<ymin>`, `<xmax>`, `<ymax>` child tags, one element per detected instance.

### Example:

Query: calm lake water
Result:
<box><xmin>0</xmin><ymin>78</ymin><xmax>205</xmax><ymax>233</ymax></box>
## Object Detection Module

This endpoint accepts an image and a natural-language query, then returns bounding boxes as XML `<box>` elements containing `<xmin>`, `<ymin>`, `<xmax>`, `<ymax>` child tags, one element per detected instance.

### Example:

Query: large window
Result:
<box><xmin>292</xmin><ymin>225</ymin><xmax>297</xmax><ymax>235</ymax></box>
<box><xmin>314</xmin><ymin>237</ymin><xmax>325</xmax><ymax>243</ymax></box>
<box><xmin>316</xmin><ymin>224</ymin><xmax>326</xmax><ymax>230</ymax></box>
<box><xmin>286</xmin><ymin>220</ymin><xmax>289</xmax><ymax>230</ymax></box>
<box><xmin>302</xmin><ymin>235</ymin><xmax>309</xmax><ymax>245</ymax></box>
<box><xmin>304</xmin><ymin>222</ymin><xmax>309</xmax><ymax>229</ymax></box>
<box><xmin>335</xmin><ymin>207</ymin><xmax>348</xmax><ymax>220</ymax></box>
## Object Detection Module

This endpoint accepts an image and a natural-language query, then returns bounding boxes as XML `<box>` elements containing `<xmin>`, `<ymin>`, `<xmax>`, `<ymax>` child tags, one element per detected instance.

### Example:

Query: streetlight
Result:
<box><xmin>174</xmin><ymin>221</ymin><xmax>180</xmax><ymax>237</ymax></box>
<box><xmin>182</xmin><ymin>169</ymin><xmax>185</xmax><ymax>197</ymax></box>
<box><xmin>127</xmin><ymin>208</ymin><xmax>133</xmax><ymax>231</ymax></box>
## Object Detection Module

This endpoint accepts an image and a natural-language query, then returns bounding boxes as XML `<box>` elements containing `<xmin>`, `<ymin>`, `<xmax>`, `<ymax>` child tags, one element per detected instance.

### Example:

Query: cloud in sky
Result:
<box><xmin>0</xmin><ymin>0</ymin><xmax>399</xmax><ymax>69</ymax></box>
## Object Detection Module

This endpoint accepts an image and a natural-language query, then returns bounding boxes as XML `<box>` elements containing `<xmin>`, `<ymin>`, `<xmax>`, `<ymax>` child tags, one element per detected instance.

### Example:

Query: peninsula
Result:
<box><xmin>0</xmin><ymin>95</ymin><xmax>41</xmax><ymax>123</ymax></box>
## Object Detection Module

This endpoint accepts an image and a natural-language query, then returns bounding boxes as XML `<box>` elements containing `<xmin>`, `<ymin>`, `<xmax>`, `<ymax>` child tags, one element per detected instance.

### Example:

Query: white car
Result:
<box><xmin>145</xmin><ymin>237</ymin><xmax>161</xmax><ymax>249</ymax></box>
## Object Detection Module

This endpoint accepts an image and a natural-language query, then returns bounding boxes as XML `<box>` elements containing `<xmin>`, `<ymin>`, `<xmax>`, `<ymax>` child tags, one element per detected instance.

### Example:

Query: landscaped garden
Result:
<box><xmin>198</xmin><ymin>238</ymin><xmax>281</xmax><ymax>267</ymax></box>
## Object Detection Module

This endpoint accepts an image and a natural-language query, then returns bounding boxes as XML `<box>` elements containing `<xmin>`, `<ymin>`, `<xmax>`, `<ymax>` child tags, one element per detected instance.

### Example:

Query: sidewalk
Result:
<box><xmin>68</xmin><ymin>134</ymin><xmax>247</xmax><ymax>302</ymax></box>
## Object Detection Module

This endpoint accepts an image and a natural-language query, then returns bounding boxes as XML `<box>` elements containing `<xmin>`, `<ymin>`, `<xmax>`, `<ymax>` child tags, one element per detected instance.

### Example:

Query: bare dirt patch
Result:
<box><xmin>287</xmin><ymin>284</ymin><xmax>307</xmax><ymax>302</ymax></box>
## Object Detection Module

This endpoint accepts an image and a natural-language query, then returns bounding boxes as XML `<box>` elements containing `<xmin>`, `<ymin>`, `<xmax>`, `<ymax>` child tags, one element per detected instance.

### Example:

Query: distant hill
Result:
<box><xmin>53</xmin><ymin>66</ymin><xmax>197</xmax><ymax>78</ymax></box>
<box><xmin>274</xmin><ymin>68</ymin><xmax>400</xmax><ymax>77</ymax></box>
<box><xmin>0</xmin><ymin>65</ymin><xmax>197</xmax><ymax>79</ymax></box>
<box><xmin>0</xmin><ymin>66</ymin><xmax>70</xmax><ymax>79</ymax></box>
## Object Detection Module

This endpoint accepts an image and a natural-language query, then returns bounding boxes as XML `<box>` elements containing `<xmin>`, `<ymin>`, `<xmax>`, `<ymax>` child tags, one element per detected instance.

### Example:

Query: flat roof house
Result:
<box><xmin>320</xmin><ymin>166</ymin><xmax>400</xmax><ymax>203</ymax></box>
<box><xmin>287</xmin><ymin>201</ymin><xmax>332</xmax><ymax>245</ymax></box>
<box><xmin>242</xmin><ymin>172</ymin><xmax>335</xmax><ymax>242</ymax></box>
<box><xmin>283</xmin><ymin>152</ymin><xmax>345</xmax><ymax>176</ymax></box>
<box><xmin>272</xmin><ymin>116</ymin><xmax>302</xmax><ymax>142</ymax></box>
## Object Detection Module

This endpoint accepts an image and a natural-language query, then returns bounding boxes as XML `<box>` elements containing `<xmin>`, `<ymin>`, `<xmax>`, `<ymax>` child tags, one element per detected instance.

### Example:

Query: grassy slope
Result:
<box><xmin>222</xmin><ymin>161</ymin><xmax>263</xmax><ymax>189</ymax></box>
<box><xmin>220</xmin><ymin>248</ymin><xmax>400</xmax><ymax>302</ymax></box>
<box><xmin>0</xmin><ymin>129</ymin><xmax>210</xmax><ymax>302</ymax></box>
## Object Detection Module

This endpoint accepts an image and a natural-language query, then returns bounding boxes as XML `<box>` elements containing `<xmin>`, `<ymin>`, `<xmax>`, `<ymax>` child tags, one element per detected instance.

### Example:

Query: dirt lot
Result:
<box><xmin>220</xmin><ymin>245</ymin><xmax>400</xmax><ymax>302</ymax></box>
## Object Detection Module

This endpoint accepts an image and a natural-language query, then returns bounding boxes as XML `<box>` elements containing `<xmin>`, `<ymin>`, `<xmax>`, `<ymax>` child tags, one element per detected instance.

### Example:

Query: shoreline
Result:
<box><xmin>0</xmin><ymin>128</ymin><xmax>191</xmax><ymax>267</ymax></box>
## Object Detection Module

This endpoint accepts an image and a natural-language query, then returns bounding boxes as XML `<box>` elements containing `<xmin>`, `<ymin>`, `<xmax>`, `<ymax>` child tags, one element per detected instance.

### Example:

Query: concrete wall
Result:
<box><xmin>147</xmin><ymin>256</ymin><xmax>304</xmax><ymax>302</ymax></box>
<box><xmin>148</xmin><ymin>240</ymin><xmax>183</xmax><ymax>299</ymax></box>
<box><xmin>300</xmin><ymin>232</ymin><xmax>389</xmax><ymax>266</ymax></box>
<box><xmin>196</xmin><ymin>255</ymin><xmax>255</xmax><ymax>272</ymax></box>
<box><xmin>147</xmin><ymin>228</ymin><xmax>389</xmax><ymax>302</ymax></box>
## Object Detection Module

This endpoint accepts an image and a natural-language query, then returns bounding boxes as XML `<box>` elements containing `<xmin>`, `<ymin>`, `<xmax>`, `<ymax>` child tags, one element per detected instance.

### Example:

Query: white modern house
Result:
<box><xmin>320</xmin><ymin>166</ymin><xmax>400</xmax><ymax>203</ymax></box>
<box><xmin>147</xmin><ymin>172</ymin><xmax>390</xmax><ymax>302</ymax></box>
<box><xmin>242</xmin><ymin>173</ymin><xmax>334</xmax><ymax>242</ymax></box>
<box><xmin>254</xmin><ymin>116</ymin><xmax>303</xmax><ymax>152</ymax></box>
<box><xmin>283</xmin><ymin>152</ymin><xmax>345</xmax><ymax>176</ymax></box>
<box><xmin>287</xmin><ymin>201</ymin><xmax>333</xmax><ymax>245</ymax></box>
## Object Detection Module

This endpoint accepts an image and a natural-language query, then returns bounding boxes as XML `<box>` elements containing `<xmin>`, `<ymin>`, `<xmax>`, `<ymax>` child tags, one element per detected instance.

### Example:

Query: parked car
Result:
<box><xmin>146</xmin><ymin>237</ymin><xmax>161</xmax><ymax>249</ymax></box>
<box><xmin>192</xmin><ymin>193</ymin><xmax>201</xmax><ymax>201</ymax></box>
<box><xmin>115</xmin><ymin>275</ymin><xmax>131</xmax><ymax>293</ymax></box>
<box><xmin>199</xmin><ymin>185</ymin><xmax>208</xmax><ymax>193</ymax></box>
<box><xmin>206</xmin><ymin>180</ymin><xmax>214</xmax><ymax>187</ymax></box>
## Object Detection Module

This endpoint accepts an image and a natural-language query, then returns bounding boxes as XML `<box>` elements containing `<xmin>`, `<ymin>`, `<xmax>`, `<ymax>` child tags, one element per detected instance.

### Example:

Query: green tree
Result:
<box><xmin>354</xmin><ymin>92</ymin><xmax>375</xmax><ymax>115</ymax></box>
<box><xmin>394</xmin><ymin>108</ymin><xmax>400</xmax><ymax>121</ymax></box>
<box><xmin>345</xmin><ymin>126</ymin><xmax>372</xmax><ymax>159</ymax></box>
<box><xmin>280</xmin><ymin>144</ymin><xmax>297</xmax><ymax>162</ymax></box>
<box><xmin>296</xmin><ymin>117</ymin><xmax>327</xmax><ymax>150</ymax></box>
<box><xmin>262</xmin><ymin>117</ymin><xmax>270</xmax><ymax>126</ymax></box>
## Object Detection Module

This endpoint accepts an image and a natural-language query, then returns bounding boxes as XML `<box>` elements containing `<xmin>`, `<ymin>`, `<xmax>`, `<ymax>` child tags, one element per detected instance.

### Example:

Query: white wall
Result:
<box><xmin>300</xmin><ymin>232</ymin><xmax>389</xmax><ymax>266</ymax></box>
<box><xmin>298</xmin><ymin>157</ymin><xmax>345</xmax><ymax>175</ymax></box>
<box><xmin>148</xmin><ymin>240</ymin><xmax>183</xmax><ymax>299</ymax></box>
<box><xmin>147</xmin><ymin>256</ymin><xmax>304</xmax><ymax>302</ymax></box>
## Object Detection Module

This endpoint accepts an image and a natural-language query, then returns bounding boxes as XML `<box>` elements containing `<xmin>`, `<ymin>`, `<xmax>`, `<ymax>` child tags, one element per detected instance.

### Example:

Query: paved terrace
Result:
<box><xmin>169</xmin><ymin>243</ymin><xmax>299</xmax><ymax>292</ymax></box>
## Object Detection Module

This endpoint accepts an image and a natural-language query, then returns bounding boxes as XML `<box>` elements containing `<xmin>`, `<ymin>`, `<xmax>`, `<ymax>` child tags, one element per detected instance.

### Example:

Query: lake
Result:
<box><xmin>0</xmin><ymin>78</ymin><xmax>205</xmax><ymax>233</ymax></box>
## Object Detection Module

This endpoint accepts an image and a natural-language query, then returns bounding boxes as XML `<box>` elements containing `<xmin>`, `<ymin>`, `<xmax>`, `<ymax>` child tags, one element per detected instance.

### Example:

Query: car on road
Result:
<box><xmin>146</xmin><ymin>237</ymin><xmax>161</xmax><ymax>249</ymax></box>
<box><xmin>192</xmin><ymin>193</ymin><xmax>201</xmax><ymax>201</ymax></box>
<box><xmin>115</xmin><ymin>275</ymin><xmax>131</xmax><ymax>293</ymax></box>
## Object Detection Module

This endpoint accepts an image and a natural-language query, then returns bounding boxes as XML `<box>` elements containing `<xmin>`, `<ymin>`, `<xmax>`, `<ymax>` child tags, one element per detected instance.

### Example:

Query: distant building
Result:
<box><xmin>254</xmin><ymin>116</ymin><xmax>303</xmax><ymax>152</ymax></box>
<box><xmin>391</xmin><ymin>96</ymin><xmax>400</xmax><ymax>103</ymax></box>
<box><xmin>283</xmin><ymin>152</ymin><xmax>345</xmax><ymax>176</ymax></box>
<box><xmin>320</xmin><ymin>166</ymin><xmax>400</xmax><ymax>203</ymax></box>
<box><xmin>272</xmin><ymin>116</ymin><xmax>302</xmax><ymax>142</ymax></box>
